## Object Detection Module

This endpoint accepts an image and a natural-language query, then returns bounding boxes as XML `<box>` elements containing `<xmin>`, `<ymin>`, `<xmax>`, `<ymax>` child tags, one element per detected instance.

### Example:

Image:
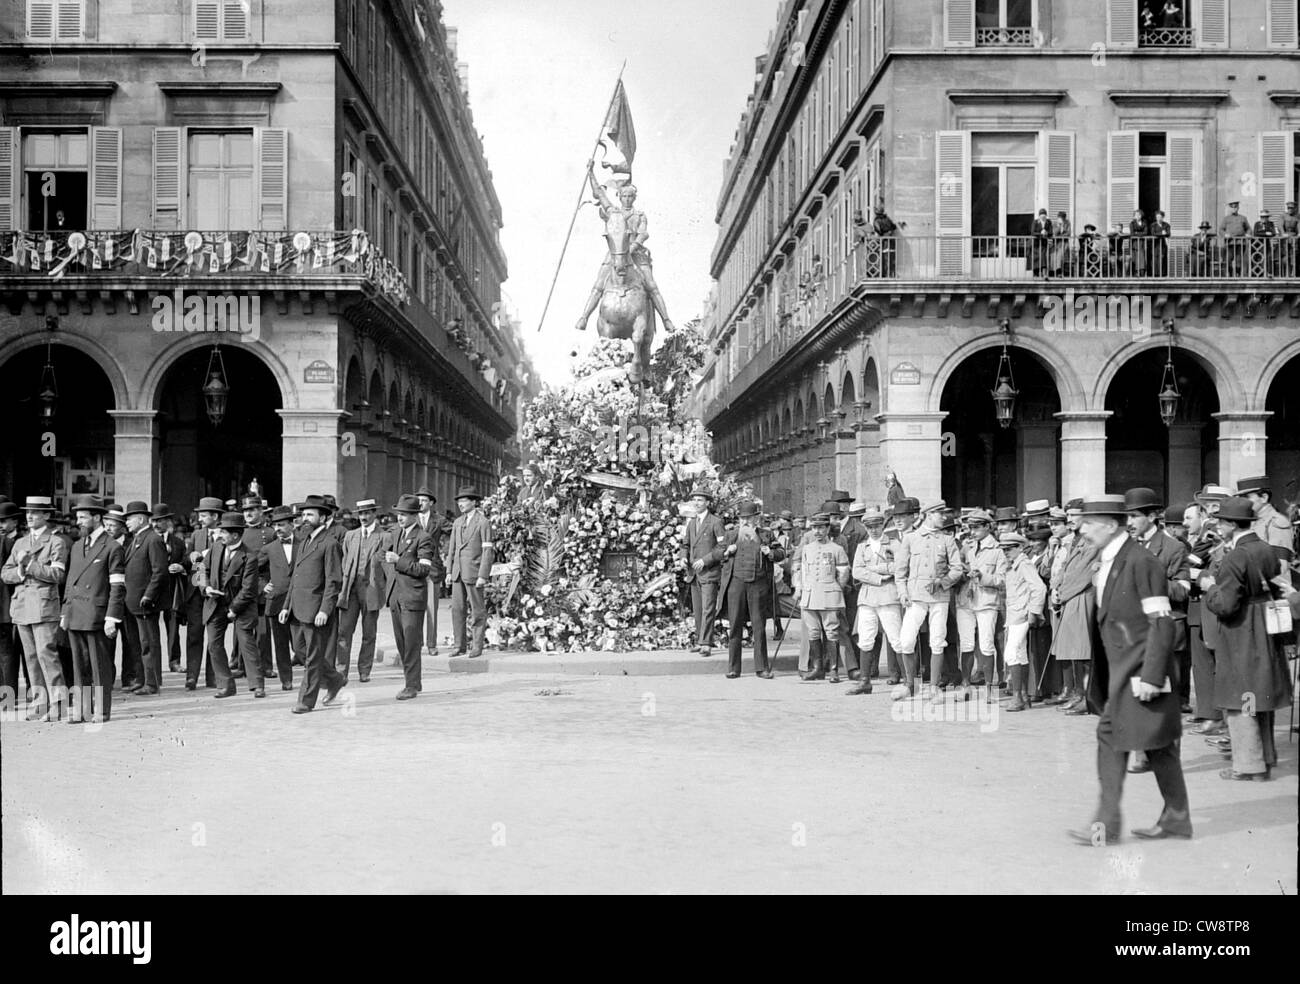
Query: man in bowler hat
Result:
<box><xmin>385</xmin><ymin>494</ymin><xmax>436</xmax><ymax>697</ymax></box>
<box><xmin>445</xmin><ymin>486</ymin><xmax>494</xmax><ymax>658</ymax></box>
<box><xmin>60</xmin><ymin>494</ymin><xmax>126</xmax><ymax>723</ymax></box>
<box><xmin>279</xmin><ymin>495</ymin><xmax>346</xmax><ymax>713</ymax></box>
<box><xmin>413</xmin><ymin>485</ymin><xmax>447</xmax><ymax>655</ymax></box>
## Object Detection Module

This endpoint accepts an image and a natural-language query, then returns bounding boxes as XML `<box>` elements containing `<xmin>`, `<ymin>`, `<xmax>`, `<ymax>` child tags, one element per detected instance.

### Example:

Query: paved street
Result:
<box><xmin>4</xmin><ymin>641</ymin><xmax>1294</xmax><ymax>894</ymax></box>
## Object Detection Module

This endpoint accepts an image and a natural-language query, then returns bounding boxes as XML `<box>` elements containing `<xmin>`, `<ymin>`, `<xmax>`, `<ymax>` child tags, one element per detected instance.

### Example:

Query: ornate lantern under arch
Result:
<box><xmin>990</xmin><ymin>319</ymin><xmax>1018</xmax><ymax>429</ymax></box>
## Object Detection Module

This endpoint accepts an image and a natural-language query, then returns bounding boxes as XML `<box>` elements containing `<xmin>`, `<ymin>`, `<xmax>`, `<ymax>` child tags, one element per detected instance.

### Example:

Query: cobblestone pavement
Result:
<box><xmin>4</xmin><ymin>638</ymin><xmax>1294</xmax><ymax>894</ymax></box>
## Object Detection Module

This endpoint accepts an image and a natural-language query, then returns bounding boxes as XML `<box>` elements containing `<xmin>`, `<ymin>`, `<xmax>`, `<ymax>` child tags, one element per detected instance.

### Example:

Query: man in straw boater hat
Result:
<box><xmin>1200</xmin><ymin>496</ymin><xmax>1292</xmax><ymax>781</ymax></box>
<box><xmin>793</xmin><ymin>513</ymin><xmax>851</xmax><ymax>682</ymax></box>
<box><xmin>1066</xmin><ymin>495</ymin><xmax>1192</xmax><ymax>845</ymax></box>
<box><xmin>445</xmin><ymin>485</ymin><xmax>495</xmax><ymax>659</ymax></box>
<box><xmin>383</xmin><ymin>493</ymin><xmax>436</xmax><ymax>699</ymax></box>
<box><xmin>1</xmin><ymin>495</ymin><xmax>68</xmax><ymax>720</ymax></box>
<box><xmin>718</xmin><ymin>499</ymin><xmax>784</xmax><ymax>679</ymax></box>
<box><xmin>60</xmin><ymin>494</ymin><xmax>126</xmax><ymax>723</ymax></box>
<box><xmin>121</xmin><ymin>501</ymin><xmax>169</xmax><ymax>696</ymax></box>
<box><xmin>202</xmin><ymin>512</ymin><xmax>264</xmax><ymax>699</ymax></box>
<box><xmin>278</xmin><ymin>495</ymin><xmax>347</xmax><ymax>713</ymax></box>
<box><xmin>679</xmin><ymin>485</ymin><xmax>726</xmax><ymax>658</ymax></box>
<box><xmin>337</xmin><ymin>497</ymin><xmax>387</xmax><ymax>685</ymax></box>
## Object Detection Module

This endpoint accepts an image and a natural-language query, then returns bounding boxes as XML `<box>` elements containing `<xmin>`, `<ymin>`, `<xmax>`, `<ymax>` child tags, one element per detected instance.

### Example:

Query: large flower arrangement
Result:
<box><xmin>482</xmin><ymin>323</ymin><xmax>753</xmax><ymax>652</ymax></box>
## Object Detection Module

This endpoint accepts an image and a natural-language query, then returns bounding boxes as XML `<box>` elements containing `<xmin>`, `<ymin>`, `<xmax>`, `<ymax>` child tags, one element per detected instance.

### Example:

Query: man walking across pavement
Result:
<box><xmin>384</xmin><ymin>494</ymin><xmax>436</xmax><ymax>699</ymax></box>
<box><xmin>203</xmin><ymin>512</ymin><xmax>264</xmax><ymax>699</ymax></box>
<box><xmin>1068</xmin><ymin>495</ymin><xmax>1192</xmax><ymax>846</ymax></box>
<box><xmin>679</xmin><ymin>486</ymin><xmax>725</xmax><ymax>657</ymax></box>
<box><xmin>893</xmin><ymin>499</ymin><xmax>965</xmax><ymax>701</ymax></box>
<box><xmin>1</xmin><ymin>495</ymin><xmax>68</xmax><ymax>719</ymax></box>
<box><xmin>793</xmin><ymin>513</ymin><xmax>851</xmax><ymax>682</ymax></box>
<box><xmin>260</xmin><ymin>505</ymin><xmax>302</xmax><ymax>690</ymax></box>
<box><xmin>183</xmin><ymin>497</ymin><xmax>224</xmax><ymax>690</ymax></box>
<box><xmin>445</xmin><ymin>486</ymin><xmax>494</xmax><ymax>659</ymax></box>
<box><xmin>337</xmin><ymin>497</ymin><xmax>387</xmax><ymax>683</ymax></box>
<box><xmin>414</xmin><ymin>486</ymin><xmax>447</xmax><ymax>656</ymax></box>
<box><xmin>121</xmin><ymin>501</ymin><xmax>168</xmax><ymax>696</ymax></box>
<box><xmin>719</xmin><ymin>500</ymin><xmax>783</xmax><ymax>679</ymax></box>
<box><xmin>60</xmin><ymin>494</ymin><xmax>126</xmax><ymax>724</ymax></box>
<box><xmin>279</xmin><ymin>495</ymin><xmax>346</xmax><ymax>714</ymax></box>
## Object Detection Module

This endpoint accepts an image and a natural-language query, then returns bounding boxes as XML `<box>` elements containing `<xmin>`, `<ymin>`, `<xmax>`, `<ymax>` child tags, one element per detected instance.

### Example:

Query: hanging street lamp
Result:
<box><xmin>202</xmin><ymin>344</ymin><xmax>230</xmax><ymax>426</ymax></box>
<box><xmin>1158</xmin><ymin>319</ymin><xmax>1181</xmax><ymax>427</ymax></box>
<box><xmin>990</xmin><ymin>319</ymin><xmax>1018</xmax><ymax>429</ymax></box>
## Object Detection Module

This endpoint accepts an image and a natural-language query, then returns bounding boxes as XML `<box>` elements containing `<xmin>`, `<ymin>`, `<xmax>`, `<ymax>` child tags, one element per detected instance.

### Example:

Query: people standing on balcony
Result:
<box><xmin>1218</xmin><ymin>201</ymin><xmax>1251</xmax><ymax>276</ymax></box>
<box><xmin>1150</xmin><ymin>209</ymin><xmax>1171</xmax><ymax>277</ymax></box>
<box><xmin>1252</xmin><ymin>210</ymin><xmax>1278</xmax><ymax>277</ymax></box>
<box><xmin>1129</xmin><ymin>210</ymin><xmax>1149</xmax><ymax>277</ymax></box>
<box><xmin>1031</xmin><ymin>209</ymin><xmax>1052</xmax><ymax>277</ymax></box>
<box><xmin>1078</xmin><ymin>224</ymin><xmax>1101</xmax><ymax>277</ymax></box>
<box><xmin>1107</xmin><ymin>223</ymin><xmax>1128</xmax><ymax>277</ymax></box>
<box><xmin>1051</xmin><ymin>211</ymin><xmax>1072</xmax><ymax>277</ymax></box>
<box><xmin>872</xmin><ymin>203</ymin><xmax>898</xmax><ymax>277</ymax></box>
<box><xmin>1282</xmin><ymin>202</ymin><xmax>1298</xmax><ymax>278</ymax></box>
<box><xmin>1191</xmin><ymin>221</ymin><xmax>1216</xmax><ymax>277</ymax></box>
<box><xmin>1161</xmin><ymin>1</ymin><xmax>1184</xmax><ymax>28</ymax></box>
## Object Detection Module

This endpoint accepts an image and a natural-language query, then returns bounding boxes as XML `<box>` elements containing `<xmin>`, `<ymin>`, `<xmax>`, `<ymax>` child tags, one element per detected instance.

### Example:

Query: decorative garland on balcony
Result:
<box><xmin>0</xmin><ymin>228</ymin><xmax>409</xmax><ymax>305</ymax></box>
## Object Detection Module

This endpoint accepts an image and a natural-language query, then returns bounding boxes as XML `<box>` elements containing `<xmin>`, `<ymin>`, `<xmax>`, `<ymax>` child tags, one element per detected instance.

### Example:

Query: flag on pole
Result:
<box><xmin>598</xmin><ymin>80</ymin><xmax>636</xmax><ymax>180</ymax></box>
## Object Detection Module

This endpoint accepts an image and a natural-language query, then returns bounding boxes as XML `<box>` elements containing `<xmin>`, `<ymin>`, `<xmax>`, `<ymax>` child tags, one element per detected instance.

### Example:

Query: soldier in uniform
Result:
<box><xmin>1</xmin><ymin>495</ymin><xmax>68</xmax><ymax>719</ymax></box>
<box><xmin>1235</xmin><ymin>476</ymin><xmax>1294</xmax><ymax>563</ymax></box>
<box><xmin>954</xmin><ymin>509</ymin><xmax>1005</xmax><ymax>702</ymax></box>
<box><xmin>1281</xmin><ymin>201</ymin><xmax>1299</xmax><ymax>277</ymax></box>
<box><xmin>1000</xmin><ymin>532</ymin><xmax>1047</xmax><ymax>711</ymax></box>
<box><xmin>893</xmin><ymin>499</ymin><xmax>965</xmax><ymax>702</ymax></box>
<box><xmin>718</xmin><ymin>501</ymin><xmax>783</xmax><ymax>679</ymax></box>
<box><xmin>1218</xmin><ymin>200</ymin><xmax>1251</xmax><ymax>276</ymax></box>
<box><xmin>847</xmin><ymin>507</ymin><xmax>901</xmax><ymax>695</ymax></box>
<box><xmin>60</xmin><ymin>494</ymin><xmax>126</xmax><ymax>723</ymax></box>
<box><xmin>793</xmin><ymin>513</ymin><xmax>850</xmax><ymax>682</ymax></box>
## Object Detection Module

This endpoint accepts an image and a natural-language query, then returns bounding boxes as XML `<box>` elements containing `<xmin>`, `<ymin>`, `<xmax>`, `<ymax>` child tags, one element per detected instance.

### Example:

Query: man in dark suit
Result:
<box><xmin>1068</xmin><ymin>495</ymin><xmax>1191</xmax><ymax>845</ymax></box>
<box><xmin>150</xmin><ymin>504</ymin><xmax>189</xmax><ymax>673</ymax></box>
<box><xmin>414</xmin><ymin>485</ymin><xmax>447</xmax><ymax>656</ymax></box>
<box><xmin>121</xmin><ymin>501</ymin><xmax>168</xmax><ymax>696</ymax></box>
<box><xmin>337</xmin><ymin>497</ymin><xmax>387</xmax><ymax>683</ymax></box>
<box><xmin>719</xmin><ymin>500</ymin><xmax>784</xmax><ymax>678</ymax></box>
<box><xmin>240</xmin><ymin>494</ymin><xmax>277</xmax><ymax>681</ymax></box>
<box><xmin>445</xmin><ymin>486</ymin><xmax>494</xmax><ymax>659</ymax></box>
<box><xmin>259</xmin><ymin>505</ymin><xmax>301</xmax><ymax>690</ymax></box>
<box><xmin>60</xmin><ymin>494</ymin><xmax>125</xmax><ymax>723</ymax></box>
<box><xmin>384</xmin><ymin>494</ymin><xmax>436</xmax><ymax>699</ymax></box>
<box><xmin>679</xmin><ymin>487</ymin><xmax>726</xmax><ymax>657</ymax></box>
<box><xmin>203</xmin><ymin>512</ymin><xmax>263</xmax><ymax>698</ymax></box>
<box><xmin>278</xmin><ymin>495</ymin><xmax>346</xmax><ymax>713</ymax></box>
<box><xmin>183</xmin><ymin>497</ymin><xmax>224</xmax><ymax>690</ymax></box>
<box><xmin>101</xmin><ymin>505</ymin><xmax>137</xmax><ymax>691</ymax></box>
<box><xmin>0</xmin><ymin>500</ymin><xmax>23</xmax><ymax>695</ymax></box>
<box><xmin>837</xmin><ymin>500</ymin><xmax>868</xmax><ymax>680</ymax></box>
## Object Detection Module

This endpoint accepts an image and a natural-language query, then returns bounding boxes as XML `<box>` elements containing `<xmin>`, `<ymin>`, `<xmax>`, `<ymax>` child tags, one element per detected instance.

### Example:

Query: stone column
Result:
<box><xmin>107</xmin><ymin>410</ymin><xmax>159</xmax><ymax>505</ymax></box>
<box><xmin>1214</xmin><ymin>412</ymin><xmax>1272</xmax><ymax>489</ymax></box>
<box><xmin>801</xmin><ymin>438</ymin><xmax>820</xmax><ymax>513</ymax></box>
<box><xmin>1166</xmin><ymin>422</ymin><xmax>1205</xmax><ymax>506</ymax></box>
<box><xmin>1055</xmin><ymin>411</ymin><xmax>1112</xmax><ymax>501</ymax></box>
<box><xmin>278</xmin><ymin>410</ymin><xmax>348</xmax><ymax>503</ymax></box>
<box><xmin>367</xmin><ymin>426</ymin><xmax>388</xmax><ymax>505</ymax></box>
<box><xmin>835</xmin><ymin>427</ymin><xmax>858</xmax><ymax>500</ymax></box>
<box><xmin>875</xmin><ymin>412</ymin><xmax>948</xmax><ymax>504</ymax></box>
<box><xmin>1017</xmin><ymin>422</ymin><xmax>1060</xmax><ymax>505</ymax></box>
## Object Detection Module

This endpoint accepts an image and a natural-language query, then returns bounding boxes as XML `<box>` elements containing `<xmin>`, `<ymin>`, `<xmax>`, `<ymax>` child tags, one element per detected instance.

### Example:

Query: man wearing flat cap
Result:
<box><xmin>679</xmin><ymin>486</ymin><xmax>725</xmax><ymax>657</ymax></box>
<box><xmin>1067</xmin><ymin>496</ymin><xmax>1191</xmax><ymax>845</ymax></box>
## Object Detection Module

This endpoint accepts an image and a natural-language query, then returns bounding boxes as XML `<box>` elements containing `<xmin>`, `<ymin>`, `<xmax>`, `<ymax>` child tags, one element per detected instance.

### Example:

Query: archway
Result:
<box><xmin>1105</xmin><ymin>348</ymin><xmax>1218</xmax><ymax>504</ymax></box>
<box><xmin>0</xmin><ymin>343</ymin><xmax>115</xmax><ymax>511</ymax></box>
<box><xmin>1265</xmin><ymin>354</ymin><xmax>1300</xmax><ymax>500</ymax></box>
<box><xmin>940</xmin><ymin>346</ymin><xmax>1062</xmax><ymax>508</ymax></box>
<box><xmin>156</xmin><ymin>346</ymin><xmax>283</xmax><ymax>509</ymax></box>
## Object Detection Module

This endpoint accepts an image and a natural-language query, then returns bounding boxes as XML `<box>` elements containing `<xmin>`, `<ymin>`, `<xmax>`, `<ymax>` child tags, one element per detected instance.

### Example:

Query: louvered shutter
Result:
<box><xmin>222</xmin><ymin>0</ymin><xmax>248</xmax><ymax>40</ymax></box>
<box><xmin>56</xmin><ymin>0</ymin><xmax>83</xmax><ymax>39</ymax></box>
<box><xmin>0</xmin><ymin>129</ymin><xmax>18</xmax><ymax>231</ymax></box>
<box><xmin>1166</xmin><ymin>130</ymin><xmax>1202</xmax><ymax>237</ymax></box>
<box><xmin>944</xmin><ymin>0</ymin><xmax>975</xmax><ymax>47</ymax></box>
<box><xmin>1197</xmin><ymin>0</ymin><xmax>1228</xmax><ymax>48</ymax></box>
<box><xmin>90</xmin><ymin>126</ymin><xmax>123</xmax><ymax>230</ymax></box>
<box><xmin>1106</xmin><ymin>0</ymin><xmax>1138</xmax><ymax>48</ymax></box>
<box><xmin>1037</xmin><ymin>131</ymin><xmax>1075</xmax><ymax>227</ymax></box>
<box><xmin>27</xmin><ymin>1</ymin><xmax>55</xmax><ymax>40</ymax></box>
<box><xmin>257</xmin><ymin>127</ymin><xmax>288</xmax><ymax>231</ymax></box>
<box><xmin>1107</xmin><ymin>131</ymin><xmax>1139</xmax><ymax>230</ymax></box>
<box><xmin>1267</xmin><ymin>0</ymin><xmax>1298</xmax><ymax>46</ymax></box>
<box><xmin>193</xmin><ymin>1</ymin><xmax>220</xmax><ymax>41</ymax></box>
<box><xmin>1258</xmin><ymin>131</ymin><xmax>1294</xmax><ymax>218</ymax></box>
<box><xmin>935</xmin><ymin>130</ymin><xmax>970</xmax><ymax>276</ymax></box>
<box><xmin>152</xmin><ymin>127</ymin><xmax>185</xmax><ymax>230</ymax></box>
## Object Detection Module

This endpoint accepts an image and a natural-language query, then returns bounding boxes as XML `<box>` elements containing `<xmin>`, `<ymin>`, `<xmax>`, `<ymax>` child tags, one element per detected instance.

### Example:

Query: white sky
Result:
<box><xmin>442</xmin><ymin>0</ymin><xmax>783</xmax><ymax>385</ymax></box>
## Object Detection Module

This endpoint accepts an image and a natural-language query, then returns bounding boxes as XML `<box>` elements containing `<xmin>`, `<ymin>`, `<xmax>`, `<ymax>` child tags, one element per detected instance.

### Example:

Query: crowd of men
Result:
<box><xmin>679</xmin><ymin>474</ymin><xmax>1298</xmax><ymax>821</ymax></box>
<box><xmin>0</xmin><ymin>483</ymin><xmax>496</xmax><ymax>722</ymax></box>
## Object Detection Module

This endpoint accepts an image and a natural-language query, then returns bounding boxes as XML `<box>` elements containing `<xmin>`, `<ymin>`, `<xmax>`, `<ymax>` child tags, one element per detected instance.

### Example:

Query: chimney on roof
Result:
<box><xmin>446</xmin><ymin>25</ymin><xmax>458</xmax><ymax>60</ymax></box>
<box><xmin>457</xmin><ymin>61</ymin><xmax>469</xmax><ymax>97</ymax></box>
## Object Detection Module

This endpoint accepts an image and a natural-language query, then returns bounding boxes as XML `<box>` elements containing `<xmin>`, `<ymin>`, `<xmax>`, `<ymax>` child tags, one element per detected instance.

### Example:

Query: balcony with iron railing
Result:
<box><xmin>976</xmin><ymin>26</ymin><xmax>1034</xmax><ymax>45</ymax></box>
<box><xmin>1139</xmin><ymin>26</ymin><xmax>1194</xmax><ymax>46</ymax></box>
<box><xmin>704</xmin><ymin>232</ymin><xmax>1300</xmax><ymax>423</ymax></box>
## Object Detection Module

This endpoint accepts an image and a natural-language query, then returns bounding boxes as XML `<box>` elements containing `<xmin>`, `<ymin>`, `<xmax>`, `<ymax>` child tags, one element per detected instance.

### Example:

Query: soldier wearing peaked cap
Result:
<box><xmin>1067</xmin><ymin>496</ymin><xmax>1192</xmax><ymax>846</ymax></box>
<box><xmin>848</xmin><ymin>506</ymin><xmax>902</xmax><ymax>693</ymax></box>
<box><xmin>793</xmin><ymin>514</ymin><xmax>851</xmax><ymax>682</ymax></box>
<box><xmin>954</xmin><ymin>508</ymin><xmax>1006</xmax><ymax>702</ymax></box>
<box><xmin>893</xmin><ymin>499</ymin><xmax>966</xmax><ymax>702</ymax></box>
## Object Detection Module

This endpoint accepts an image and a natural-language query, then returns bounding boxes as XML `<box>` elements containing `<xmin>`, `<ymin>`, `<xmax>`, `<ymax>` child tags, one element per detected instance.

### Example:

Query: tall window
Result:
<box><xmin>1138</xmin><ymin>0</ymin><xmax>1191</xmax><ymax>46</ymax></box>
<box><xmin>187</xmin><ymin>131</ymin><xmax>253</xmax><ymax>229</ymax></box>
<box><xmin>970</xmin><ymin>132</ymin><xmax>1036</xmax><ymax>255</ymax></box>
<box><xmin>976</xmin><ymin>0</ymin><xmax>1034</xmax><ymax>45</ymax></box>
<box><xmin>27</xmin><ymin>0</ymin><xmax>85</xmax><ymax>40</ymax></box>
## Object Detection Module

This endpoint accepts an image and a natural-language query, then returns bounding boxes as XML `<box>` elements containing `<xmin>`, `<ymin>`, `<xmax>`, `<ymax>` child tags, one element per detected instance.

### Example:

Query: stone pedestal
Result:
<box><xmin>108</xmin><ymin>411</ymin><xmax>159</xmax><ymax>505</ymax></box>
<box><xmin>1214</xmin><ymin>412</ymin><xmax>1272</xmax><ymax>489</ymax></box>
<box><xmin>278</xmin><ymin>410</ymin><xmax>347</xmax><ymax>502</ymax></box>
<box><xmin>1055</xmin><ymin>411</ymin><xmax>1112</xmax><ymax>500</ymax></box>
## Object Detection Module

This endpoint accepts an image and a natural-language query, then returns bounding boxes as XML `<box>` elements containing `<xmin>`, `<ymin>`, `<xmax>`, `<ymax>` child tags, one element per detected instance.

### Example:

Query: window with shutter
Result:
<box><xmin>90</xmin><ymin>127</ymin><xmax>122</xmax><ymax>230</ymax></box>
<box><xmin>1106</xmin><ymin>0</ymin><xmax>1138</xmax><ymax>47</ymax></box>
<box><xmin>1267</xmin><ymin>0</ymin><xmax>1298</xmax><ymax>46</ymax></box>
<box><xmin>1165</xmin><ymin>130</ymin><xmax>1202</xmax><ymax>239</ymax></box>
<box><xmin>1037</xmin><ymin>131</ymin><xmax>1075</xmax><ymax>229</ymax></box>
<box><xmin>1195</xmin><ymin>0</ymin><xmax>1228</xmax><ymax>48</ymax></box>
<box><xmin>27</xmin><ymin>1</ymin><xmax>55</xmax><ymax>40</ymax></box>
<box><xmin>1258</xmin><ymin>131</ymin><xmax>1295</xmax><ymax>217</ymax></box>
<box><xmin>935</xmin><ymin>130</ymin><xmax>971</xmax><ymax>276</ymax></box>
<box><xmin>0</xmin><ymin>129</ymin><xmax>18</xmax><ymax>232</ymax></box>
<box><xmin>1107</xmin><ymin>131</ymin><xmax>1139</xmax><ymax>230</ymax></box>
<box><xmin>153</xmin><ymin>127</ymin><xmax>184</xmax><ymax>229</ymax></box>
<box><xmin>56</xmin><ymin>0</ymin><xmax>84</xmax><ymax>39</ymax></box>
<box><xmin>257</xmin><ymin>128</ymin><xmax>288</xmax><ymax>230</ymax></box>
<box><xmin>944</xmin><ymin>0</ymin><xmax>975</xmax><ymax>46</ymax></box>
<box><xmin>221</xmin><ymin>0</ymin><xmax>249</xmax><ymax>40</ymax></box>
<box><xmin>193</xmin><ymin>0</ymin><xmax>219</xmax><ymax>40</ymax></box>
